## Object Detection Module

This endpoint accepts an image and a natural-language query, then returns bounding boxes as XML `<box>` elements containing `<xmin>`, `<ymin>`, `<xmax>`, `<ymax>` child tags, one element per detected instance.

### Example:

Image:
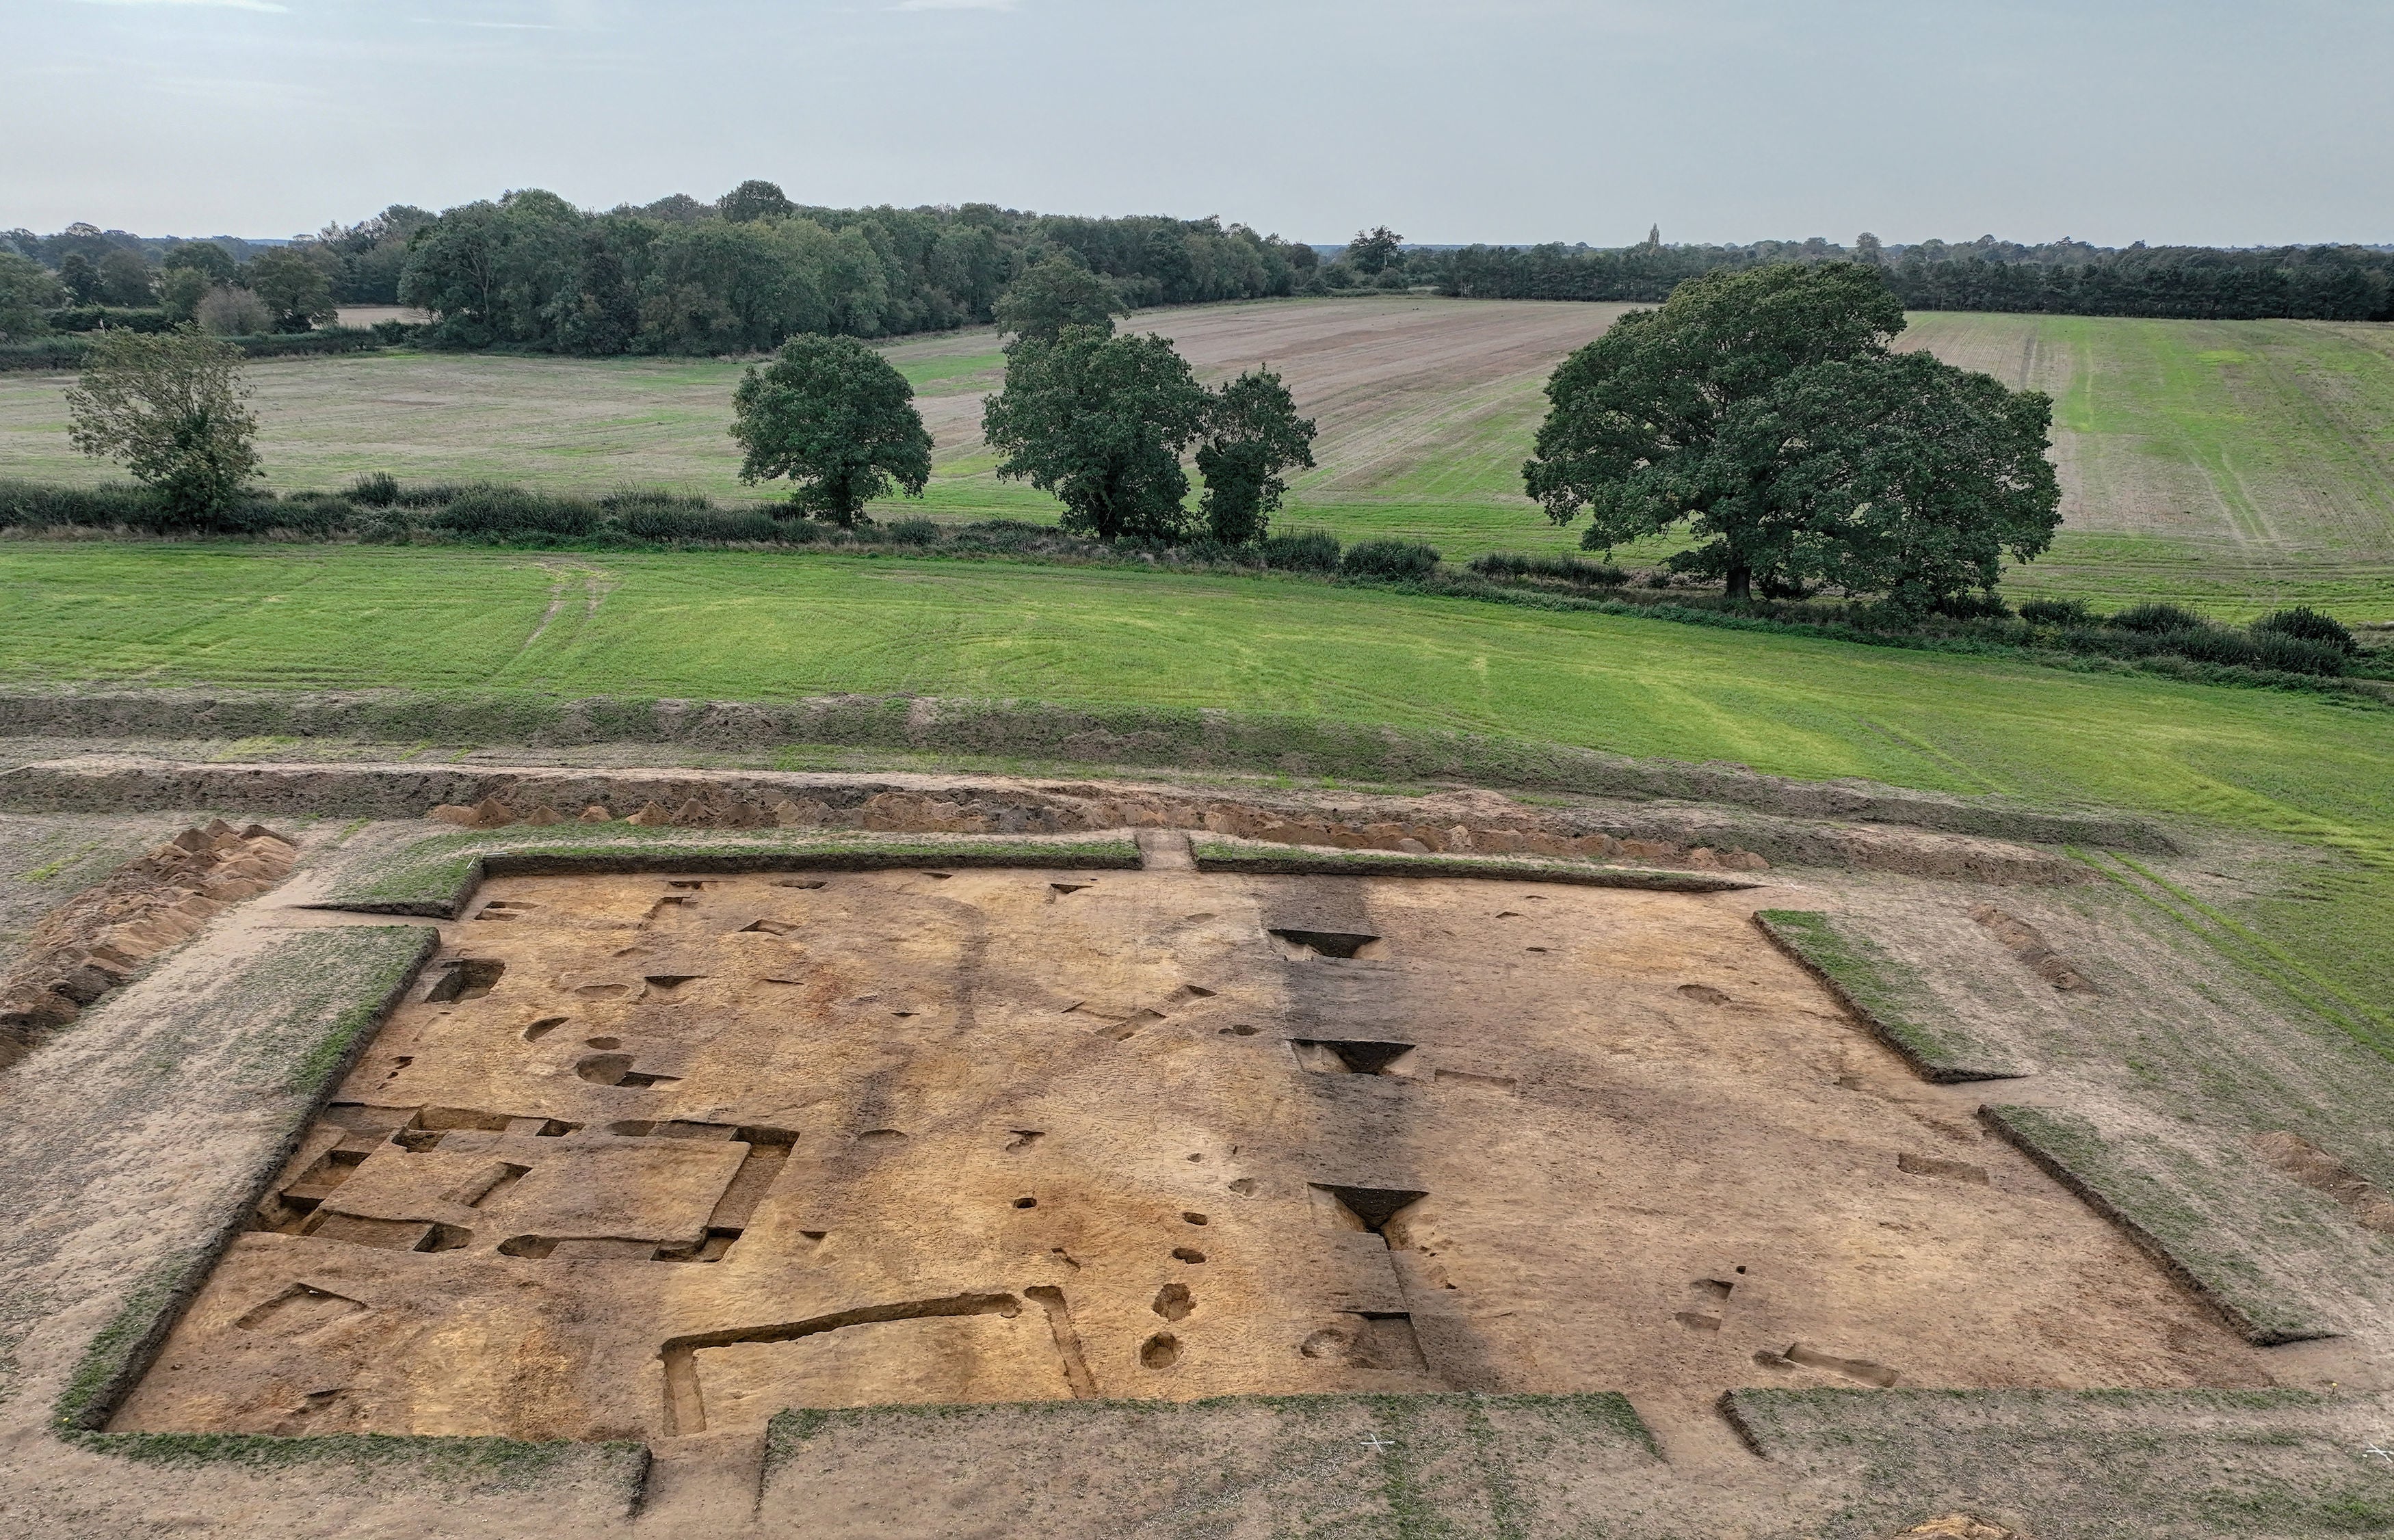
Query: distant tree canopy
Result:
<box><xmin>1428</xmin><ymin>234</ymin><xmax>2394</xmax><ymax>321</ymax></box>
<box><xmin>247</xmin><ymin>248</ymin><xmax>337</xmax><ymax>332</ymax></box>
<box><xmin>96</xmin><ymin>249</ymin><xmax>155</xmax><ymax>307</ymax></box>
<box><xmin>57</xmin><ymin>253</ymin><xmax>103</xmax><ymax>306</ymax></box>
<box><xmin>64</xmin><ymin>329</ymin><xmax>260</xmax><ymax>522</ymax></box>
<box><xmin>730</xmin><ymin>334</ymin><xmax>932</xmax><ymax>525</ymax></box>
<box><xmin>719</xmin><ymin>178</ymin><xmax>798</xmax><ymax>224</ymax></box>
<box><xmin>992</xmin><ymin>255</ymin><xmax>1129</xmax><ymax>346</ymax></box>
<box><xmin>160</xmin><ymin>240</ymin><xmax>239</xmax><ymax>285</ymax></box>
<box><xmin>1345</xmin><ymin>226</ymin><xmax>1405</xmax><ymax>276</ymax></box>
<box><xmin>0</xmin><ymin>254</ymin><xmax>62</xmax><ymax>338</ymax></box>
<box><xmin>1525</xmin><ymin>263</ymin><xmax>2060</xmax><ymax>608</ymax></box>
<box><xmin>364</xmin><ymin>186</ymin><xmax>1315</xmax><ymax>356</ymax></box>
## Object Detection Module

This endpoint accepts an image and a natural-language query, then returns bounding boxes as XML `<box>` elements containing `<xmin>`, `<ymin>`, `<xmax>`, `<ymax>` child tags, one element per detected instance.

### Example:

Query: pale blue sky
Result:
<box><xmin>9</xmin><ymin>0</ymin><xmax>2388</xmax><ymax>246</ymax></box>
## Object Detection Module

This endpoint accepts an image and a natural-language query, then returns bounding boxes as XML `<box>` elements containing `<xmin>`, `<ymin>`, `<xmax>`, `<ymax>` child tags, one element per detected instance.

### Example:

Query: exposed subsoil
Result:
<box><xmin>0</xmin><ymin>691</ymin><xmax>2175</xmax><ymax>851</ymax></box>
<box><xmin>117</xmin><ymin>868</ymin><xmax>2263</xmax><ymax>1452</ymax></box>
<box><xmin>0</xmin><ymin>769</ymin><xmax>2384</xmax><ymax>1537</ymax></box>
<box><xmin>0</xmin><ymin>819</ymin><xmax>295</xmax><ymax>1065</ymax></box>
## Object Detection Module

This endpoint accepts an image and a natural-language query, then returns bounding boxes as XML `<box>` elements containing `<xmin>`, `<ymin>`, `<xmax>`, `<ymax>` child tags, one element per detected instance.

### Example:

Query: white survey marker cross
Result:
<box><xmin>1361</xmin><ymin>1435</ymin><xmax>1396</xmax><ymax>1453</ymax></box>
<box><xmin>2363</xmin><ymin>1444</ymin><xmax>2393</xmax><ymax>1464</ymax></box>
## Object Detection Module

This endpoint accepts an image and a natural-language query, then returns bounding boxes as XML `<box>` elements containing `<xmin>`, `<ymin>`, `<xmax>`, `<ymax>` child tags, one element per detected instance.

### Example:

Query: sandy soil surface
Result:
<box><xmin>0</xmin><ymin>781</ymin><xmax>2386</xmax><ymax>1537</ymax></box>
<box><xmin>119</xmin><ymin>868</ymin><xmax>2262</xmax><ymax>1452</ymax></box>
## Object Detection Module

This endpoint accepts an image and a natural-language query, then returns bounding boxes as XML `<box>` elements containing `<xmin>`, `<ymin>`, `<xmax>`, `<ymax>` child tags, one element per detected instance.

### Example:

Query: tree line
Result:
<box><xmin>5</xmin><ymin>183</ymin><xmax>1320</xmax><ymax>353</ymax></box>
<box><xmin>393</xmin><ymin>183</ymin><xmax>1315</xmax><ymax>354</ymax></box>
<box><xmin>1425</xmin><ymin>234</ymin><xmax>2394</xmax><ymax>321</ymax></box>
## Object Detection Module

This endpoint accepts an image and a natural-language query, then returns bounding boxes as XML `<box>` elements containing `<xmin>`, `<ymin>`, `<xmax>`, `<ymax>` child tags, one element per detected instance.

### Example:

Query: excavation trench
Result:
<box><xmin>109</xmin><ymin>865</ymin><xmax>2270</xmax><ymax>1444</ymax></box>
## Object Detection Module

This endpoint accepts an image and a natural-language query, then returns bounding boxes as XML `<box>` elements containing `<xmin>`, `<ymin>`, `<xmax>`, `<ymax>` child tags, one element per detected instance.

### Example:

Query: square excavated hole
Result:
<box><xmin>112</xmin><ymin>868</ymin><xmax>2273</xmax><ymax>1444</ymax></box>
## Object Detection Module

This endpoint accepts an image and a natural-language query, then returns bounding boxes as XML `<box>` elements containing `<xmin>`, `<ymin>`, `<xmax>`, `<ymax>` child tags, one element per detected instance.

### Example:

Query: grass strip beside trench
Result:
<box><xmin>54</xmin><ymin>925</ymin><xmax>436</xmax><ymax>1437</ymax></box>
<box><xmin>1722</xmin><ymin>1385</ymin><xmax>2389</xmax><ymax>1537</ymax></box>
<box><xmin>1189</xmin><ymin>835</ymin><xmax>1759</xmax><ymax>892</ymax></box>
<box><xmin>1751</xmin><ymin>909</ymin><xmax>2025</xmax><ymax>1082</ymax></box>
<box><xmin>311</xmin><ymin>825</ymin><xmax>1146</xmax><ymax>917</ymax></box>
<box><xmin>1978</xmin><ymin>1104</ymin><xmax>2332</xmax><ymax>1346</ymax></box>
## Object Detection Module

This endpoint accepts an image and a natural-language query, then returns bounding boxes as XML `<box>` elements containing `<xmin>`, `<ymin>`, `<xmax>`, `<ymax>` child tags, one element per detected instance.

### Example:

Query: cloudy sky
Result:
<box><xmin>9</xmin><ymin>0</ymin><xmax>2389</xmax><ymax>247</ymax></box>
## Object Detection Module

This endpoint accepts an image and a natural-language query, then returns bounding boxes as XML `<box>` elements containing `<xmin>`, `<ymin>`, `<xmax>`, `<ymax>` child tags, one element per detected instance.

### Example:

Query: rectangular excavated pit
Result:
<box><xmin>109</xmin><ymin>867</ymin><xmax>2274</xmax><ymax>1444</ymax></box>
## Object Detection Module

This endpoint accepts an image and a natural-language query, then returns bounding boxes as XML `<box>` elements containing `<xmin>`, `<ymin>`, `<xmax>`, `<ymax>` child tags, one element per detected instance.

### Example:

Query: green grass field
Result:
<box><xmin>5</xmin><ymin>297</ymin><xmax>2390</xmax><ymax>619</ymax></box>
<box><xmin>2</xmin><ymin>541</ymin><xmax>2387</xmax><ymax>1041</ymax></box>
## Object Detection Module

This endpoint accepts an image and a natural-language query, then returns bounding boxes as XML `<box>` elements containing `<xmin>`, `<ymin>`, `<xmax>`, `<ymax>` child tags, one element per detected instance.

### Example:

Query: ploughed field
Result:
<box><xmin>3</xmin><ymin>296</ymin><xmax>2392</xmax><ymax>618</ymax></box>
<box><xmin>0</xmin><ymin>541</ymin><xmax>2387</xmax><ymax>1048</ymax></box>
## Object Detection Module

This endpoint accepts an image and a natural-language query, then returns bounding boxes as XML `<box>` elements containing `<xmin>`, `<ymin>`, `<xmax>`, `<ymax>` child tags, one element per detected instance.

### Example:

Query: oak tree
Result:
<box><xmin>1522</xmin><ymin>262</ymin><xmax>1906</xmax><ymax>599</ymax></box>
<box><xmin>982</xmin><ymin>325</ymin><xmax>1209</xmax><ymax>540</ymax></box>
<box><xmin>731</xmin><ymin>333</ymin><xmax>933</xmax><ymax>525</ymax></box>
<box><xmin>1196</xmin><ymin>368</ymin><xmax>1315</xmax><ymax>544</ymax></box>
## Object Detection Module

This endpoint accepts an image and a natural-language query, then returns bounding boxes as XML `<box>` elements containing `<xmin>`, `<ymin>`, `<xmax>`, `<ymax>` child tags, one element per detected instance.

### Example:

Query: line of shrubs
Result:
<box><xmin>1460</xmin><ymin>550</ymin><xmax>2369</xmax><ymax>678</ymax></box>
<box><xmin>0</xmin><ymin>475</ymin><xmax>1444</xmax><ymax>581</ymax></box>
<box><xmin>1</xmin><ymin>475</ymin><xmax>2375</xmax><ymax>691</ymax></box>
<box><xmin>0</xmin><ymin>328</ymin><xmax>384</xmax><ymax>373</ymax></box>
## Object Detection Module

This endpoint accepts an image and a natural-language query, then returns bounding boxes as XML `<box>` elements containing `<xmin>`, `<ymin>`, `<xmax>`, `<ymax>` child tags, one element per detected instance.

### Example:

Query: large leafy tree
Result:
<box><xmin>96</xmin><ymin>249</ymin><xmax>155</xmax><ymax>307</ymax></box>
<box><xmin>731</xmin><ymin>334</ymin><xmax>932</xmax><ymax>525</ymax></box>
<box><xmin>0</xmin><ymin>252</ymin><xmax>62</xmax><ymax>338</ymax></box>
<box><xmin>1196</xmin><ymin>368</ymin><xmax>1315</xmax><ymax>544</ymax></box>
<box><xmin>992</xmin><ymin>256</ymin><xmax>1127</xmax><ymax>347</ymax></box>
<box><xmin>1345</xmin><ymin>226</ymin><xmax>1404</xmax><ymax>276</ymax></box>
<box><xmin>982</xmin><ymin>326</ymin><xmax>1209</xmax><ymax>540</ymax></box>
<box><xmin>398</xmin><ymin>189</ymin><xmax>581</xmax><ymax>346</ymax></box>
<box><xmin>554</xmin><ymin>228</ymin><xmax>640</xmax><ymax>356</ymax></box>
<box><xmin>160</xmin><ymin>240</ymin><xmax>239</xmax><ymax>285</ymax></box>
<box><xmin>57</xmin><ymin>252</ymin><xmax>103</xmax><ymax>306</ymax></box>
<box><xmin>64</xmin><ymin>328</ymin><xmax>261</xmax><ymax>523</ymax></box>
<box><xmin>1715</xmin><ymin>351</ymin><xmax>2060</xmax><ymax>611</ymax></box>
<box><xmin>247</xmin><ymin>247</ymin><xmax>337</xmax><ymax>331</ymax></box>
<box><xmin>719</xmin><ymin>178</ymin><xmax>796</xmax><ymax>224</ymax></box>
<box><xmin>1523</xmin><ymin>262</ymin><xmax>1906</xmax><ymax>598</ymax></box>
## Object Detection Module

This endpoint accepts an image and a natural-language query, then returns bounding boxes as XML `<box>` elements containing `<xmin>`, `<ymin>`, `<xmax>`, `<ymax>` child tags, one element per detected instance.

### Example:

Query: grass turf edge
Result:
<box><xmin>49</xmin><ymin>925</ymin><xmax>438</xmax><ymax>1439</ymax></box>
<box><xmin>308</xmin><ymin>827</ymin><xmax>1146</xmax><ymax>917</ymax></box>
<box><xmin>44</xmin><ymin>922</ymin><xmax>651</xmax><ymax>1500</ymax></box>
<box><xmin>1750</xmin><ymin>909</ymin><xmax>2027</xmax><ymax>1083</ymax></box>
<box><xmin>1720</xmin><ymin>1385</ymin><xmax>2394</xmax><ymax>1537</ymax></box>
<box><xmin>1977</xmin><ymin>1104</ymin><xmax>2334</xmax><ymax>1346</ymax></box>
<box><xmin>1189</xmin><ymin>834</ymin><xmax>1760</xmax><ymax>891</ymax></box>
<box><xmin>763</xmin><ymin>1391</ymin><xmax>1661</xmax><ymax>1532</ymax></box>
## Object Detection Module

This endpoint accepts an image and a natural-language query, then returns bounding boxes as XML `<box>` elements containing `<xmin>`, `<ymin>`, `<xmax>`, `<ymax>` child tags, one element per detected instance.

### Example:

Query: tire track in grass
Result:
<box><xmin>2079</xmin><ymin>849</ymin><xmax>2394</xmax><ymax>1058</ymax></box>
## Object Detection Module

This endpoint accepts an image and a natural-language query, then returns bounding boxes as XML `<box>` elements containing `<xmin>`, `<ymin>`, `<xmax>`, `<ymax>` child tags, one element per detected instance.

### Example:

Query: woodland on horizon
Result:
<box><xmin>6</xmin><ymin>180</ymin><xmax>2393</xmax><ymax>364</ymax></box>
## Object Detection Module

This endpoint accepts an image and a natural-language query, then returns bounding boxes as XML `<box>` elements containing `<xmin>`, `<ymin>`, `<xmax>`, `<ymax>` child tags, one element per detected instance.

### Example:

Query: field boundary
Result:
<box><xmin>0</xmin><ymin>688</ymin><xmax>2175</xmax><ymax>851</ymax></box>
